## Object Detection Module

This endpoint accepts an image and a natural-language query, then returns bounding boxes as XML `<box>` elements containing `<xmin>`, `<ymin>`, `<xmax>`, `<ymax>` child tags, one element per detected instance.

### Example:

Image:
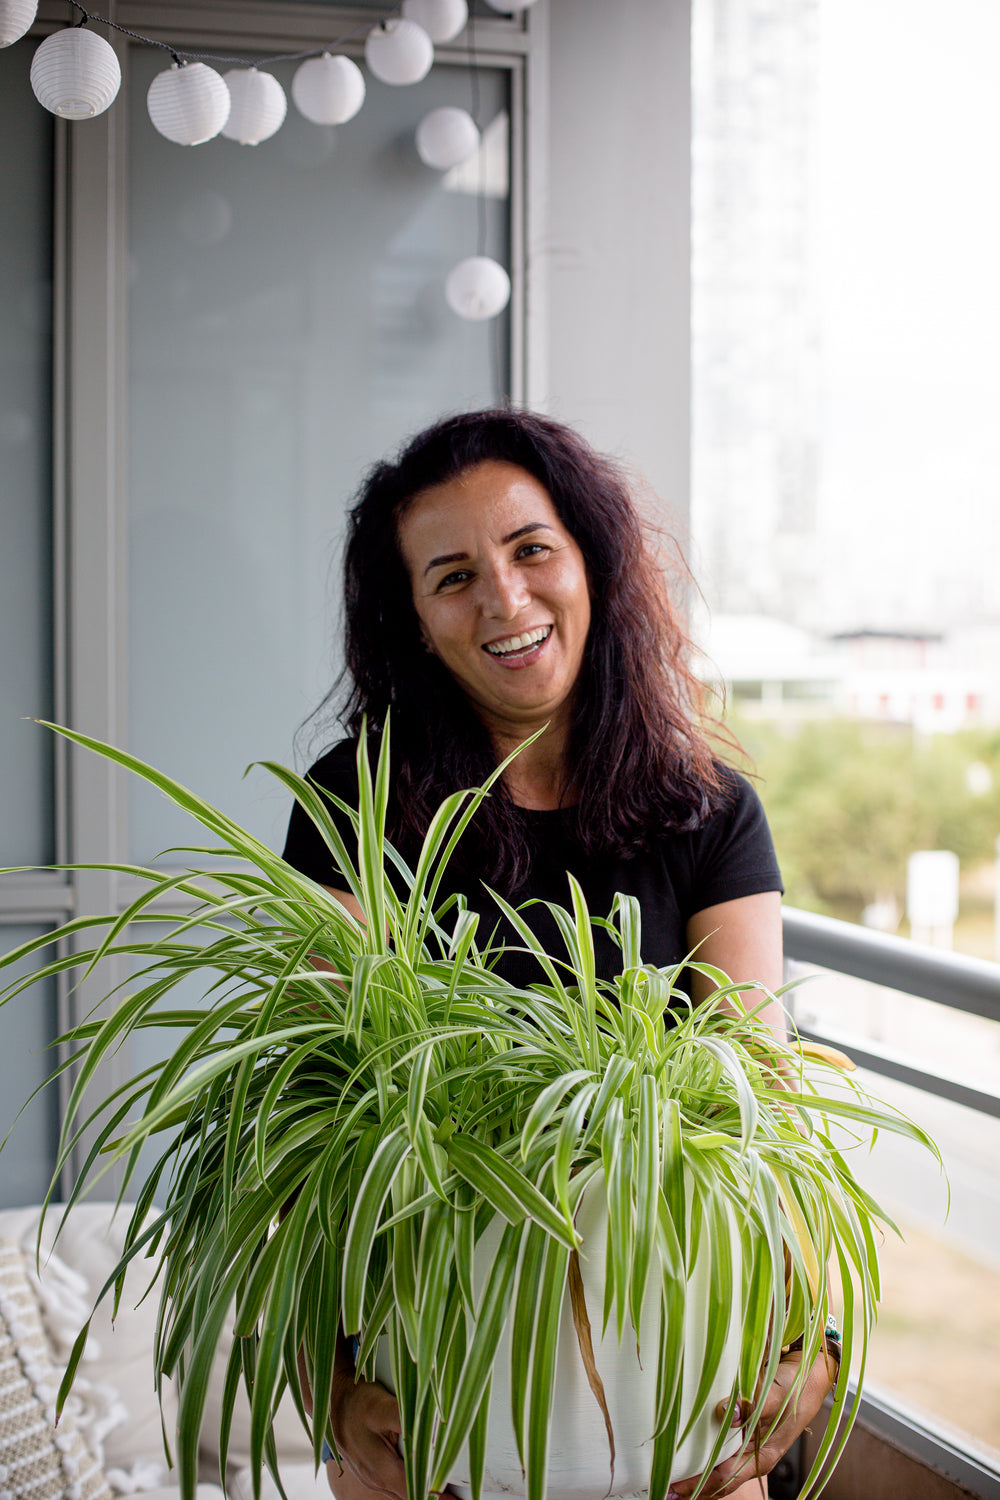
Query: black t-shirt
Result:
<box><xmin>281</xmin><ymin>740</ymin><xmax>783</xmax><ymax>990</ymax></box>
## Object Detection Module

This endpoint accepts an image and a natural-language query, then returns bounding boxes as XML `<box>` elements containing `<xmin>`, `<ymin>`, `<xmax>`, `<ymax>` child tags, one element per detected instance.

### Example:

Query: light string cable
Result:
<box><xmin>466</xmin><ymin>8</ymin><xmax>507</xmax><ymax>397</ymax></box>
<box><xmin>63</xmin><ymin>1</ymin><xmax>402</xmax><ymax>69</ymax></box>
<box><xmin>467</xmin><ymin>7</ymin><xmax>487</xmax><ymax>259</ymax></box>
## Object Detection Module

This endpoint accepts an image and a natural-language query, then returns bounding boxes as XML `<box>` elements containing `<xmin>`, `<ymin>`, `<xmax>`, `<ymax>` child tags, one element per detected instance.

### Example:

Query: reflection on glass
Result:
<box><xmin>126</xmin><ymin>44</ymin><xmax>510</xmax><ymax>864</ymax></box>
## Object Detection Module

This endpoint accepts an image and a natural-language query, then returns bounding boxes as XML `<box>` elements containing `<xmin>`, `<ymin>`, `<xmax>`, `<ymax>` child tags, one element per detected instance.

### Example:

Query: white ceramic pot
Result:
<box><xmin>375</xmin><ymin>1171</ymin><xmax>746</xmax><ymax>1496</ymax></box>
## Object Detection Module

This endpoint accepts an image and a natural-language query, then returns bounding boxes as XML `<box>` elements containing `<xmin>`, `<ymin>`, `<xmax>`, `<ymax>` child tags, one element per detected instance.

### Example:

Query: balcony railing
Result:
<box><xmin>782</xmin><ymin>905</ymin><xmax>1000</xmax><ymax>1500</ymax></box>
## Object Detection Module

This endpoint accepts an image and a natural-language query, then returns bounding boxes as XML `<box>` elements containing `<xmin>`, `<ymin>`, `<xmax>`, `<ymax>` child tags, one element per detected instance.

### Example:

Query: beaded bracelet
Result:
<box><xmin>784</xmin><ymin>1315</ymin><xmax>842</xmax><ymax>1366</ymax></box>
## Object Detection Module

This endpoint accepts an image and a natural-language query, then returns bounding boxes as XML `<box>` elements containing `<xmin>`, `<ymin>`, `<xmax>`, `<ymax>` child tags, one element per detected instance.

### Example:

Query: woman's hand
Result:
<box><xmin>327</xmin><ymin>1368</ymin><xmax>406</xmax><ymax>1500</ymax></box>
<box><xmin>667</xmin><ymin>1347</ymin><xmax>835</xmax><ymax>1500</ymax></box>
<box><xmin>298</xmin><ymin>1335</ymin><xmax>406</xmax><ymax>1500</ymax></box>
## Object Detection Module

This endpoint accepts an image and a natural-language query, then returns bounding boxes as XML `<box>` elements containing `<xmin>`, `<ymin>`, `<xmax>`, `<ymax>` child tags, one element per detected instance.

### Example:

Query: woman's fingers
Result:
<box><xmin>325</xmin><ymin>1457</ymin><xmax>405</xmax><ymax>1500</ymax></box>
<box><xmin>329</xmin><ymin>1377</ymin><xmax>407</xmax><ymax>1499</ymax></box>
<box><xmin>671</xmin><ymin>1347</ymin><xmax>833</xmax><ymax>1498</ymax></box>
<box><xmin>714</xmin><ymin>1398</ymin><xmax>752</xmax><ymax>1427</ymax></box>
<box><xmin>666</xmin><ymin>1450</ymin><xmax>760</xmax><ymax>1500</ymax></box>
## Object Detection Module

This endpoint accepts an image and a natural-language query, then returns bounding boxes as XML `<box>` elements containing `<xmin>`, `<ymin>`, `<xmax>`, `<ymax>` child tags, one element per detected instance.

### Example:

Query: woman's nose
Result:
<box><xmin>480</xmin><ymin>563</ymin><xmax>528</xmax><ymax>619</ymax></box>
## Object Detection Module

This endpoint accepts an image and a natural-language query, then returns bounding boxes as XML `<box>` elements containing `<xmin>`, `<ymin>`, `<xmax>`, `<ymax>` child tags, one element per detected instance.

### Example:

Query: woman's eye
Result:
<box><xmin>516</xmin><ymin>543</ymin><xmax>547</xmax><ymax>560</ymax></box>
<box><xmin>437</xmin><ymin>569</ymin><xmax>472</xmax><ymax>589</ymax></box>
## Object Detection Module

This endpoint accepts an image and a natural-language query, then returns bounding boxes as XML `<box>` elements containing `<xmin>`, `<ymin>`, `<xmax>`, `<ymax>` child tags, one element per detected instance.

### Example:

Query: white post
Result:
<box><xmin>906</xmin><ymin>850</ymin><xmax>960</xmax><ymax>949</ymax></box>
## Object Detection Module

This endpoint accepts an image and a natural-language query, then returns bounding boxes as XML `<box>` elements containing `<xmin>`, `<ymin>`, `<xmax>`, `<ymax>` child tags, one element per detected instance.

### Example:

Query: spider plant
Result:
<box><xmin>0</xmin><ymin>723</ymin><xmax>940</xmax><ymax>1500</ymax></box>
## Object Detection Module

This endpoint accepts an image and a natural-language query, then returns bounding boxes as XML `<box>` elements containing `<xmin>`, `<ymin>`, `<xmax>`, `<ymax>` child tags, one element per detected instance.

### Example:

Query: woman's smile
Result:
<box><xmin>397</xmin><ymin>460</ymin><xmax>591</xmax><ymax>738</ymax></box>
<box><xmin>483</xmin><ymin>623</ymin><xmax>553</xmax><ymax>662</ymax></box>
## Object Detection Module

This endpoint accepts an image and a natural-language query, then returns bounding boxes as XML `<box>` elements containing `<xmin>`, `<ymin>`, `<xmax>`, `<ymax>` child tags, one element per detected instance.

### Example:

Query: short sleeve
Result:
<box><xmin>687</xmin><ymin>769</ymin><xmax>784</xmax><ymax>912</ymax></box>
<box><xmin>281</xmin><ymin>740</ymin><xmax>361</xmax><ymax>887</ymax></box>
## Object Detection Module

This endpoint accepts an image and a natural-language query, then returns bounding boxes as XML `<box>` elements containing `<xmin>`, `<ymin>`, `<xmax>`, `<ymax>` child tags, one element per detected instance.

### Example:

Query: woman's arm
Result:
<box><xmin>686</xmin><ymin>889</ymin><xmax>786</xmax><ymax>1037</ymax></box>
<box><xmin>325</xmin><ymin>1332</ymin><xmax>407</xmax><ymax>1500</ymax></box>
<box><xmin>321</xmin><ymin>883</ymin><xmax>367</xmax><ymax>925</ymax></box>
<box><xmin>297</xmin><ymin>1337</ymin><xmax>406</xmax><ymax>1500</ymax></box>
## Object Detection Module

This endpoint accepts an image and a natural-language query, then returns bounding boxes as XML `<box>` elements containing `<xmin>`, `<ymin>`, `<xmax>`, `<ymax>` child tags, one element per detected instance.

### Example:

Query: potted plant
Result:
<box><xmin>0</xmin><ymin>725</ymin><xmax>939</xmax><ymax>1500</ymax></box>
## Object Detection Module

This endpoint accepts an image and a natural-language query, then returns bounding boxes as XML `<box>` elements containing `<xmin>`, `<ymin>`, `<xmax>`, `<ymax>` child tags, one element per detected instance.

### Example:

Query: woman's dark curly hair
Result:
<box><xmin>334</xmin><ymin>408</ymin><xmax>729</xmax><ymax>891</ymax></box>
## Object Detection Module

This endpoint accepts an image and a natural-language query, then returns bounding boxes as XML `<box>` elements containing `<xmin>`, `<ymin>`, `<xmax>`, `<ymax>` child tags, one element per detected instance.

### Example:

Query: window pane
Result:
<box><xmin>0</xmin><ymin>926</ymin><xmax>59</xmax><ymax>1209</ymax></box>
<box><xmin>694</xmin><ymin>0</ymin><xmax>1000</xmax><ymax>1460</ymax></box>
<box><xmin>692</xmin><ymin>0</ymin><xmax>1000</xmax><ymax>958</ymax></box>
<box><xmin>0</xmin><ymin>38</ymin><xmax>54</xmax><ymax>869</ymax></box>
<box><xmin>126</xmin><ymin>43</ymin><xmax>510</xmax><ymax>863</ymax></box>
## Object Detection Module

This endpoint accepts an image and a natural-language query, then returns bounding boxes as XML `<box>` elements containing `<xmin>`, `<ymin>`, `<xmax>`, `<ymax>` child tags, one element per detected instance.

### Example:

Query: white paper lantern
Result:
<box><xmin>445</xmin><ymin>256</ymin><xmax>510</xmax><ymax>320</ymax></box>
<box><xmin>0</xmin><ymin>0</ymin><xmax>37</xmax><ymax>48</ymax></box>
<box><xmin>222</xmin><ymin>67</ymin><xmax>287</xmax><ymax>145</ymax></box>
<box><xmin>401</xmin><ymin>0</ymin><xmax>467</xmax><ymax>45</ymax></box>
<box><xmin>147</xmin><ymin>61</ymin><xmax>230</xmax><ymax>146</ymax></box>
<box><xmin>291</xmin><ymin>53</ymin><xmax>365</xmax><ymax>125</ymax></box>
<box><xmin>416</xmin><ymin>106</ymin><xmax>479</xmax><ymax>171</ymax></box>
<box><xmin>364</xmin><ymin>19</ymin><xmax>433</xmax><ymax>86</ymax></box>
<box><xmin>483</xmin><ymin>0</ymin><xmax>540</xmax><ymax>10</ymax></box>
<box><xmin>30</xmin><ymin>27</ymin><xmax>120</xmax><ymax>119</ymax></box>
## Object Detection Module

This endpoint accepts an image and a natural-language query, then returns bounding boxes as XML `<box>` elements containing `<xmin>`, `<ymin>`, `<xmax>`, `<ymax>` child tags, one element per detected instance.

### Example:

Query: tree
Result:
<box><xmin>729</xmin><ymin>716</ymin><xmax>1000</xmax><ymax>921</ymax></box>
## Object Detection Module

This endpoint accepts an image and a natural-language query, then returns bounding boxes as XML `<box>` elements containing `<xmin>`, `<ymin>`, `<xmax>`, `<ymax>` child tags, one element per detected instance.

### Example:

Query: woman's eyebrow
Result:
<box><xmin>424</xmin><ymin>550</ymin><xmax>468</xmax><ymax>575</ymax></box>
<box><xmin>424</xmin><ymin>523</ymin><xmax>553</xmax><ymax>576</ymax></box>
<box><xmin>504</xmin><ymin>522</ymin><xmax>552</xmax><ymax>545</ymax></box>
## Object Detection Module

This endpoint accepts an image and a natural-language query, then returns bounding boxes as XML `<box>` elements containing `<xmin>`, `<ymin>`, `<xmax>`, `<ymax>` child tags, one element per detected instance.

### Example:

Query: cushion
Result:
<box><xmin>0</xmin><ymin>1206</ymin><xmax>179</xmax><ymax>1489</ymax></box>
<box><xmin>0</xmin><ymin>1236</ymin><xmax>113</xmax><ymax>1500</ymax></box>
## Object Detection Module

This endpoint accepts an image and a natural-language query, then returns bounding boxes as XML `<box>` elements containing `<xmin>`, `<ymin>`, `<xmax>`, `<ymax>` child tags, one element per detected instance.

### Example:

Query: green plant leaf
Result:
<box><xmin>446</xmin><ymin>1135</ymin><xmax>579</xmax><ymax>1248</ymax></box>
<box><xmin>429</xmin><ymin>1221</ymin><xmax>520</xmax><ymax>1488</ymax></box>
<box><xmin>629</xmin><ymin>1073</ymin><xmax>659</xmax><ymax>1340</ymax></box>
<box><xmin>342</xmin><ymin>1129</ymin><xmax>411</xmax><ymax>1332</ymax></box>
<box><xmin>4</xmin><ymin>719</ymin><xmax>943</xmax><ymax>1500</ymax></box>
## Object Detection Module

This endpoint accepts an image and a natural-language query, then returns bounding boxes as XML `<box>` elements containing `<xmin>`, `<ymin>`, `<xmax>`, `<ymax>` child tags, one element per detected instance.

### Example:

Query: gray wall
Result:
<box><xmin>543</xmin><ymin>0</ymin><xmax>691</xmax><ymax>526</ymax></box>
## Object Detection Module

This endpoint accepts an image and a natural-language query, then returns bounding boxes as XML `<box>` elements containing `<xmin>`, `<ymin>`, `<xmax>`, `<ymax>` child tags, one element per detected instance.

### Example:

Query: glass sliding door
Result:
<box><xmin>2</xmin><ymin>5</ymin><xmax>520</xmax><ymax>1207</ymax></box>
<box><xmin>0</xmin><ymin>38</ymin><xmax>59</xmax><ymax>1207</ymax></box>
<box><xmin>126</xmin><ymin>43</ymin><xmax>511</xmax><ymax>863</ymax></box>
<box><xmin>0</xmin><ymin>38</ymin><xmax>55</xmax><ymax>872</ymax></box>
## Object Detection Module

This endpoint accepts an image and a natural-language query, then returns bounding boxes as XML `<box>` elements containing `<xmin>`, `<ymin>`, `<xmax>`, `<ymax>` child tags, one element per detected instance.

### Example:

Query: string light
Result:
<box><xmin>13</xmin><ymin>1</ymin><xmax>526</xmax><ymax>322</ymax></box>
<box><xmin>147</xmin><ymin>61</ymin><xmax>230</xmax><ymax>145</ymax></box>
<box><xmin>416</xmin><ymin>105</ymin><xmax>479</xmax><ymax>170</ymax></box>
<box><xmin>291</xmin><ymin>52</ymin><xmax>365</xmax><ymax>126</ymax></box>
<box><xmin>30</xmin><ymin>25</ymin><xmax>120</xmax><ymax>118</ymax></box>
<box><xmin>222</xmin><ymin>66</ymin><xmax>287</xmax><ymax>144</ymax></box>
<box><xmin>0</xmin><ymin>0</ymin><xmax>38</xmax><ymax>48</ymax></box>
<box><xmin>364</xmin><ymin>19</ymin><xmax>433</xmax><ymax>86</ymax></box>
<box><xmin>401</xmin><ymin>0</ymin><xmax>468</xmax><ymax>46</ymax></box>
<box><xmin>445</xmin><ymin>256</ymin><xmax>511</xmax><ymax>320</ymax></box>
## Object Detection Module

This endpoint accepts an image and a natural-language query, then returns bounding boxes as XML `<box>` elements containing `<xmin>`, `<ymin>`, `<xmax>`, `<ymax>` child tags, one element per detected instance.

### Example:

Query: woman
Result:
<box><xmin>283</xmin><ymin>409</ymin><xmax>833</xmax><ymax>1500</ymax></box>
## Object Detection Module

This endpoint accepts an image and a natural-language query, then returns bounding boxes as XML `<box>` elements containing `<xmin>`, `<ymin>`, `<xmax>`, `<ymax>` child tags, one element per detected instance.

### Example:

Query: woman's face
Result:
<box><xmin>397</xmin><ymin>460</ymin><xmax>591</xmax><ymax>740</ymax></box>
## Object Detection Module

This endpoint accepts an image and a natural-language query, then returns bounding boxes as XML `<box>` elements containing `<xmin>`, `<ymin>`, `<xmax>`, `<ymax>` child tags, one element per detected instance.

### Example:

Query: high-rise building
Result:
<box><xmin>691</xmin><ymin>0</ymin><xmax>822</xmax><ymax>624</ymax></box>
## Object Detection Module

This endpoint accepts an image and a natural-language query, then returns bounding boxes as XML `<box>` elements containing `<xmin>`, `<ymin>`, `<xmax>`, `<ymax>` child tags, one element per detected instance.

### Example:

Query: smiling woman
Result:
<box><xmin>280</xmin><ymin>409</ymin><xmax>824</xmax><ymax>1500</ymax></box>
<box><xmin>287</xmin><ymin>410</ymin><xmax>785</xmax><ymax>991</ymax></box>
<box><xmin>398</xmin><ymin>461</ymin><xmax>592</xmax><ymax>788</ymax></box>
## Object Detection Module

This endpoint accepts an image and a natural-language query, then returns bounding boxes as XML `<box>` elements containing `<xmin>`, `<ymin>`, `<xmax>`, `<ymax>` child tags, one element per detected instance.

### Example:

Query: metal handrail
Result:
<box><xmin>783</xmin><ymin>905</ymin><xmax>1000</xmax><ymax>1021</ymax></box>
<box><xmin>783</xmin><ymin>905</ymin><xmax>1000</xmax><ymax>1496</ymax></box>
<box><xmin>782</xmin><ymin>904</ymin><xmax>1000</xmax><ymax>1117</ymax></box>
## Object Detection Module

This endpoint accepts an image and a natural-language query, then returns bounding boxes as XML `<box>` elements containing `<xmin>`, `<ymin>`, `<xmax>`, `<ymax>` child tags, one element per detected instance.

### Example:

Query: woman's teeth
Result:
<box><xmin>484</xmin><ymin>626</ymin><xmax>552</xmax><ymax>657</ymax></box>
